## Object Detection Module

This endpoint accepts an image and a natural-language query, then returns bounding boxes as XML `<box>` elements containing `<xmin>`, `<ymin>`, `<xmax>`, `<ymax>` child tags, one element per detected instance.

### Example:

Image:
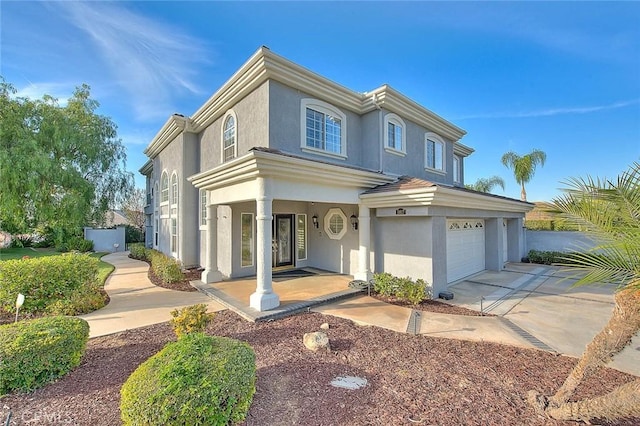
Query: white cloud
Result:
<box><xmin>456</xmin><ymin>99</ymin><xmax>640</xmax><ymax>120</ymax></box>
<box><xmin>14</xmin><ymin>82</ymin><xmax>76</xmax><ymax>105</ymax></box>
<box><xmin>56</xmin><ymin>2</ymin><xmax>211</xmax><ymax>121</ymax></box>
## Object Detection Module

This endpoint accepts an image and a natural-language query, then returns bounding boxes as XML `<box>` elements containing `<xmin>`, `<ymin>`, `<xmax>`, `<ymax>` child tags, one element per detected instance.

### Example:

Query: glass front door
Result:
<box><xmin>273</xmin><ymin>214</ymin><xmax>294</xmax><ymax>267</ymax></box>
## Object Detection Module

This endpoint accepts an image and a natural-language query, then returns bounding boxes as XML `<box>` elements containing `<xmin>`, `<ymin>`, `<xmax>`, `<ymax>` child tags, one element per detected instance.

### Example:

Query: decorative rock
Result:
<box><xmin>303</xmin><ymin>331</ymin><xmax>330</xmax><ymax>352</ymax></box>
<box><xmin>330</xmin><ymin>376</ymin><xmax>368</xmax><ymax>390</ymax></box>
<box><xmin>320</xmin><ymin>322</ymin><xmax>330</xmax><ymax>330</ymax></box>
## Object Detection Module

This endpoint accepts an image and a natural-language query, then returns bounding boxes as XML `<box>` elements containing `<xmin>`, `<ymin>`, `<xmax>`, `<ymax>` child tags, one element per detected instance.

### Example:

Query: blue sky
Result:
<box><xmin>2</xmin><ymin>1</ymin><xmax>639</xmax><ymax>202</ymax></box>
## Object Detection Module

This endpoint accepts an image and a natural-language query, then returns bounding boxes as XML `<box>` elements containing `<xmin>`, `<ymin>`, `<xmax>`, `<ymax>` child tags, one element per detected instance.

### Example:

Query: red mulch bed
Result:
<box><xmin>1</xmin><ymin>310</ymin><xmax>637</xmax><ymax>425</ymax></box>
<box><xmin>371</xmin><ymin>294</ymin><xmax>487</xmax><ymax>316</ymax></box>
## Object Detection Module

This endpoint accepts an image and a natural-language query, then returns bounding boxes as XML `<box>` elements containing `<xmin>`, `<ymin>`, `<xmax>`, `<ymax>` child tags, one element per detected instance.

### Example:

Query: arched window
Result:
<box><xmin>171</xmin><ymin>173</ymin><xmax>178</xmax><ymax>206</ymax></box>
<box><xmin>154</xmin><ymin>181</ymin><xmax>159</xmax><ymax>207</ymax></box>
<box><xmin>160</xmin><ymin>171</ymin><xmax>169</xmax><ymax>203</ymax></box>
<box><xmin>425</xmin><ymin>133</ymin><xmax>445</xmax><ymax>172</ymax></box>
<box><xmin>383</xmin><ymin>113</ymin><xmax>406</xmax><ymax>155</ymax></box>
<box><xmin>222</xmin><ymin>110</ymin><xmax>237</xmax><ymax>162</ymax></box>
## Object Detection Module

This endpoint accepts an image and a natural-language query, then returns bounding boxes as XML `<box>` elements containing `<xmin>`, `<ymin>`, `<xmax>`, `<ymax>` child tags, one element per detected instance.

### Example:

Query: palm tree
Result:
<box><xmin>528</xmin><ymin>161</ymin><xmax>640</xmax><ymax>423</ymax></box>
<box><xmin>501</xmin><ymin>149</ymin><xmax>546</xmax><ymax>201</ymax></box>
<box><xmin>465</xmin><ymin>176</ymin><xmax>505</xmax><ymax>193</ymax></box>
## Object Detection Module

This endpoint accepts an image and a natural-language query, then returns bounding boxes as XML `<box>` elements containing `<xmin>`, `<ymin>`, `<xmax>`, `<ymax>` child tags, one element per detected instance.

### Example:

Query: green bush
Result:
<box><xmin>372</xmin><ymin>272</ymin><xmax>396</xmax><ymax>296</ymax></box>
<box><xmin>396</xmin><ymin>277</ymin><xmax>428</xmax><ymax>305</ymax></box>
<box><xmin>66</xmin><ymin>237</ymin><xmax>94</xmax><ymax>252</ymax></box>
<box><xmin>0</xmin><ymin>316</ymin><xmax>89</xmax><ymax>395</ymax></box>
<box><xmin>372</xmin><ymin>273</ymin><xmax>429</xmax><ymax>304</ymax></box>
<box><xmin>0</xmin><ymin>253</ymin><xmax>99</xmax><ymax>314</ymax></box>
<box><xmin>125</xmin><ymin>225</ymin><xmax>145</xmax><ymax>244</ymax></box>
<box><xmin>128</xmin><ymin>243</ymin><xmax>148</xmax><ymax>261</ymax></box>
<box><xmin>525</xmin><ymin>220</ymin><xmax>554</xmax><ymax>231</ymax></box>
<box><xmin>149</xmin><ymin>250</ymin><xmax>183</xmax><ymax>284</ymax></box>
<box><xmin>121</xmin><ymin>333</ymin><xmax>256</xmax><ymax>426</ymax></box>
<box><xmin>170</xmin><ymin>304</ymin><xmax>215</xmax><ymax>338</ymax></box>
<box><xmin>527</xmin><ymin>250</ymin><xmax>566</xmax><ymax>265</ymax></box>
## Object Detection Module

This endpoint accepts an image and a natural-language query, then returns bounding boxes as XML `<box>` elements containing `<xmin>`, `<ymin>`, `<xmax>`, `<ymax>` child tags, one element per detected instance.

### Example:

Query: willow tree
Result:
<box><xmin>0</xmin><ymin>79</ymin><xmax>133</xmax><ymax>242</ymax></box>
<box><xmin>501</xmin><ymin>149</ymin><xmax>546</xmax><ymax>201</ymax></box>
<box><xmin>465</xmin><ymin>176</ymin><xmax>505</xmax><ymax>193</ymax></box>
<box><xmin>528</xmin><ymin>162</ymin><xmax>640</xmax><ymax>423</ymax></box>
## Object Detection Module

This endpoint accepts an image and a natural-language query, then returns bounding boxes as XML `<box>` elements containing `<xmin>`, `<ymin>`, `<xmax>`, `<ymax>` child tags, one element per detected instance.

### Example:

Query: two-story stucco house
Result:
<box><xmin>140</xmin><ymin>47</ymin><xmax>533</xmax><ymax>311</ymax></box>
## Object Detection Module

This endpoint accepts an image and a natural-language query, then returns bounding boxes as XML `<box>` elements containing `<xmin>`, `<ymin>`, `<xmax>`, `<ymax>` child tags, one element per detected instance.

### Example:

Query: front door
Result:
<box><xmin>273</xmin><ymin>214</ymin><xmax>294</xmax><ymax>267</ymax></box>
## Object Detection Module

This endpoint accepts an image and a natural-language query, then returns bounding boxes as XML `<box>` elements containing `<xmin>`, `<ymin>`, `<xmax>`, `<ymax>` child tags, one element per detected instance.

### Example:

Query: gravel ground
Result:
<box><xmin>1</xmin><ymin>310</ymin><xmax>637</xmax><ymax>426</ymax></box>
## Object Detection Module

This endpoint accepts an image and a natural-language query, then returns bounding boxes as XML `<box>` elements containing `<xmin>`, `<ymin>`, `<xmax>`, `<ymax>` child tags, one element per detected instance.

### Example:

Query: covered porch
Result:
<box><xmin>192</xmin><ymin>269</ymin><xmax>363</xmax><ymax>321</ymax></box>
<box><xmin>188</xmin><ymin>148</ymin><xmax>394</xmax><ymax>312</ymax></box>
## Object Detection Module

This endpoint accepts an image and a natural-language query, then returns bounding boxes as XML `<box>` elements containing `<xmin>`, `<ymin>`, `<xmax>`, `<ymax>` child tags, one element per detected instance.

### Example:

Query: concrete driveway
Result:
<box><xmin>447</xmin><ymin>263</ymin><xmax>639</xmax><ymax>376</ymax></box>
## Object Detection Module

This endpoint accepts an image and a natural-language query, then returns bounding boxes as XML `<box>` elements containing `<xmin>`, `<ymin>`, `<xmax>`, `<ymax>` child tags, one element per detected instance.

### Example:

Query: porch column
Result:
<box><xmin>250</xmin><ymin>178</ymin><xmax>280</xmax><ymax>311</ymax></box>
<box><xmin>354</xmin><ymin>205</ymin><xmax>372</xmax><ymax>282</ymax></box>
<box><xmin>201</xmin><ymin>203</ymin><xmax>223</xmax><ymax>283</ymax></box>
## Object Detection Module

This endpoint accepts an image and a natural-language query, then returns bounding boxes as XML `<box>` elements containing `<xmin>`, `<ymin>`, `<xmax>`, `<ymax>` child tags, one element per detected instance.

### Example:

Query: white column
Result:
<box><xmin>201</xmin><ymin>203</ymin><xmax>223</xmax><ymax>283</ymax></box>
<box><xmin>354</xmin><ymin>205</ymin><xmax>372</xmax><ymax>282</ymax></box>
<box><xmin>250</xmin><ymin>178</ymin><xmax>280</xmax><ymax>311</ymax></box>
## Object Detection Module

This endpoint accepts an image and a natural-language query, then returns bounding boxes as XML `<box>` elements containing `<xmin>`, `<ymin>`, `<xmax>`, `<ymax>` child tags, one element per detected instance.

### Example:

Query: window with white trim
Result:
<box><xmin>324</xmin><ymin>208</ymin><xmax>347</xmax><ymax>240</ymax></box>
<box><xmin>170</xmin><ymin>218</ymin><xmax>177</xmax><ymax>254</ymax></box>
<box><xmin>425</xmin><ymin>133</ymin><xmax>444</xmax><ymax>171</ymax></box>
<box><xmin>301</xmin><ymin>99</ymin><xmax>346</xmax><ymax>158</ymax></box>
<box><xmin>170</xmin><ymin>173</ymin><xmax>178</xmax><ymax>206</ymax></box>
<box><xmin>241</xmin><ymin>213</ymin><xmax>254</xmax><ymax>267</ymax></box>
<box><xmin>199</xmin><ymin>189</ymin><xmax>207</xmax><ymax>227</ymax></box>
<box><xmin>160</xmin><ymin>171</ymin><xmax>169</xmax><ymax>203</ymax></box>
<box><xmin>453</xmin><ymin>155</ymin><xmax>461</xmax><ymax>183</ymax></box>
<box><xmin>384</xmin><ymin>113</ymin><xmax>406</xmax><ymax>155</ymax></box>
<box><xmin>297</xmin><ymin>214</ymin><xmax>307</xmax><ymax>260</ymax></box>
<box><xmin>154</xmin><ymin>182</ymin><xmax>159</xmax><ymax>207</ymax></box>
<box><xmin>222</xmin><ymin>110</ymin><xmax>237</xmax><ymax>162</ymax></box>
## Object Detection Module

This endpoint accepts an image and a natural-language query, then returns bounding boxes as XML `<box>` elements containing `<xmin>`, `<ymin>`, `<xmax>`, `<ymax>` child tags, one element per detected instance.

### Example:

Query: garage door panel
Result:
<box><xmin>447</xmin><ymin>220</ymin><xmax>485</xmax><ymax>283</ymax></box>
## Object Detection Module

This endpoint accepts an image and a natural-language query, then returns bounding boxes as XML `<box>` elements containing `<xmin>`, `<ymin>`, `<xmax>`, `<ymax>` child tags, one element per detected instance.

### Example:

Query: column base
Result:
<box><xmin>201</xmin><ymin>269</ymin><xmax>223</xmax><ymax>283</ymax></box>
<box><xmin>354</xmin><ymin>271</ymin><xmax>372</xmax><ymax>282</ymax></box>
<box><xmin>250</xmin><ymin>291</ymin><xmax>280</xmax><ymax>311</ymax></box>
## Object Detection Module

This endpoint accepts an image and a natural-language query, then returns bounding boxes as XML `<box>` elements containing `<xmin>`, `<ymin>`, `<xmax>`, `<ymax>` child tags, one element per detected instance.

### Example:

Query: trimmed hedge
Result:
<box><xmin>0</xmin><ymin>316</ymin><xmax>89</xmax><ymax>395</ymax></box>
<box><xmin>121</xmin><ymin>333</ymin><xmax>256</xmax><ymax>425</ymax></box>
<box><xmin>0</xmin><ymin>253</ymin><xmax>99</xmax><ymax>314</ymax></box>
<box><xmin>128</xmin><ymin>244</ymin><xmax>183</xmax><ymax>284</ymax></box>
<box><xmin>372</xmin><ymin>273</ymin><xmax>429</xmax><ymax>305</ymax></box>
<box><xmin>525</xmin><ymin>220</ymin><xmax>580</xmax><ymax>231</ymax></box>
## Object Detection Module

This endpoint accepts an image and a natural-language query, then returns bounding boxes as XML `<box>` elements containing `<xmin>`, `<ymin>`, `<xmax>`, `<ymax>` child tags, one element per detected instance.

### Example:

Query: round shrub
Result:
<box><xmin>121</xmin><ymin>333</ymin><xmax>256</xmax><ymax>425</ymax></box>
<box><xmin>0</xmin><ymin>316</ymin><xmax>89</xmax><ymax>395</ymax></box>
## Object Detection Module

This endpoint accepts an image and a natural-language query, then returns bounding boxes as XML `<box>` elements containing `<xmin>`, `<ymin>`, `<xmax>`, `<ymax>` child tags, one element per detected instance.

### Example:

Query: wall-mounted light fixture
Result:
<box><xmin>350</xmin><ymin>214</ymin><xmax>358</xmax><ymax>230</ymax></box>
<box><xmin>395</xmin><ymin>208</ymin><xmax>407</xmax><ymax>215</ymax></box>
<box><xmin>312</xmin><ymin>215</ymin><xmax>319</xmax><ymax>228</ymax></box>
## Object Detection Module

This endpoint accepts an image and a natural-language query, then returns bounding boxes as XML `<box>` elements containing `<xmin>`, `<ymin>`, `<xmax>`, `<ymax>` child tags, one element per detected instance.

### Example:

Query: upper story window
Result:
<box><xmin>300</xmin><ymin>99</ymin><xmax>347</xmax><ymax>159</ymax></box>
<box><xmin>425</xmin><ymin>133</ymin><xmax>445</xmax><ymax>172</ymax></box>
<box><xmin>171</xmin><ymin>172</ymin><xmax>178</xmax><ymax>206</ymax></box>
<box><xmin>383</xmin><ymin>113</ymin><xmax>406</xmax><ymax>155</ymax></box>
<box><xmin>160</xmin><ymin>171</ymin><xmax>169</xmax><ymax>204</ymax></box>
<box><xmin>453</xmin><ymin>155</ymin><xmax>461</xmax><ymax>183</ymax></box>
<box><xmin>222</xmin><ymin>110</ymin><xmax>237</xmax><ymax>162</ymax></box>
<box><xmin>154</xmin><ymin>182</ymin><xmax>159</xmax><ymax>208</ymax></box>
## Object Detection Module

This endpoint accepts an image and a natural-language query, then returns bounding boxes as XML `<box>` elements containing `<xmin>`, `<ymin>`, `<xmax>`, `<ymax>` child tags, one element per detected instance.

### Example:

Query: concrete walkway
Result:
<box><xmin>80</xmin><ymin>252</ymin><xmax>224</xmax><ymax>338</ymax></box>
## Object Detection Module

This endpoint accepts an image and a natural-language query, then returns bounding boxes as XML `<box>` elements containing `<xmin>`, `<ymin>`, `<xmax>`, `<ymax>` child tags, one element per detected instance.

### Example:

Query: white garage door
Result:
<box><xmin>447</xmin><ymin>219</ymin><xmax>485</xmax><ymax>283</ymax></box>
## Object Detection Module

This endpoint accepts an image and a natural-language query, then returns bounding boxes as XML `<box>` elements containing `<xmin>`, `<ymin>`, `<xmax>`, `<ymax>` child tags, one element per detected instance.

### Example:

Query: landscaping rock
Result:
<box><xmin>303</xmin><ymin>331</ymin><xmax>330</xmax><ymax>351</ymax></box>
<box><xmin>320</xmin><ymin>322</ymin><xmax>330</xmax><ymax>330</ymax></box>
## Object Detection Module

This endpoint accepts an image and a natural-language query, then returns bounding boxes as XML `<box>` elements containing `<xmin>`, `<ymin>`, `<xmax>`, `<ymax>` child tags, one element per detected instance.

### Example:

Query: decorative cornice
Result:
<box><xmin>145</xmin><ymin>46</ymin><xmax>470</xmax><ymax>158</ymax></box>
<box><xmin>188</xmin><ymin>149</ymin><xmax>395</xmax><ymax>191</ymax></box>
<box><xmin>144</xmin><ymin>114</ymin><xmax>192</xmax><ymax>158</ymax></box>
<box><xmin>138</xmin><ymin>159</ymin><xmax>153</xmax><ymax>175</ymax></box>
<box><xmin>360</xmin><ymin>184</ymin><xmax>533</xmax><ymax>213</ymax></box>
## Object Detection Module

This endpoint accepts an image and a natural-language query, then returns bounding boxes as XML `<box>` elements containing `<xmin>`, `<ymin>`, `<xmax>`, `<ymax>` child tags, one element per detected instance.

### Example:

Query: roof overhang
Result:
<box><xmin>138</xmin><ymin>159</ymin><xmax>153</xmax><ymax>175</ymax></box>
<box><xmin>144</xmin><ymin>114</ymin><xmax>194</xmax><ymax>159</ymax></box>
<box><xmin>360</xmin><ymin>185</ymin><xmax>534</xmax><ymax>213</ymax></box>
<box><xmin>188</xmin><ymin>149</ymin><xmax>395</xmax><ymax>191</ymax></box>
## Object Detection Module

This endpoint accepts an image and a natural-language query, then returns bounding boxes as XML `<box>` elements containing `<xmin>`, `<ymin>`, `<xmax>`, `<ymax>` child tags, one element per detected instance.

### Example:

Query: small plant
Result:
<box><xmin>170</xmin><ymin>304</ymin><xmax>215</xmax><ymax>338</ymax></box>
<box><xmin>149</xmin><ymin>250</ymin><xmax>183</xmax><ymax>284</ymax></box>
<box><xmin>128</xmin><ymin>243</ymin><xmax>148</xmax><ymax>261</ymax></box>
<box><xmin>396</xmin><ymin>277</ymin><xmax>428</xmax><ymax>305</ymax></box>
<box><xmin>372</xmin><ymin>272</ymin><xmax>396</xmax><ymax>296</ymax></box>
<box><xmin>0</xmin><ymin>316</ymin><xmax>89</xmax><ymax>395</ymax></box>
<box><xmin>120</xmin><ymin>333</ymin><xmax>256</xmax><ymax>425</ymax></box>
